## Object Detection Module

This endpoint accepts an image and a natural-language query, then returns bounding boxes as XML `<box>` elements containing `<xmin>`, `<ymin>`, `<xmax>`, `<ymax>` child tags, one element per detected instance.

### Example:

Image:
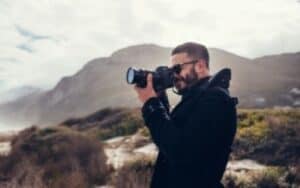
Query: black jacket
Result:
<box><xmin>141</xmin><ymin>76</ymin><xmax>238</xmax><ymax>188</ymax></box>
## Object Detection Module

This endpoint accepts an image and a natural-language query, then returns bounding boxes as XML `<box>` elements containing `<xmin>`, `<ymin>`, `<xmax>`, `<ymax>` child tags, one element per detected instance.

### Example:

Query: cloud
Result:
<box><xmin>0</xmin><ymin>0</ymin><xmax>299</xmax><ymax>93</ymax></box>
<box><xmin>14</xmin><ymin>25</ymin><xmax>57</xmax><ymax>53</ymax></box>
<box><xmin>16</xmin><ymin>44</ymin><xmax>34</xmax><ymax>53</ymax></box>
<box><xmin>15</xmin><ymin>25</ymin><xmax>52</xmax><ymax>41</ymax></box>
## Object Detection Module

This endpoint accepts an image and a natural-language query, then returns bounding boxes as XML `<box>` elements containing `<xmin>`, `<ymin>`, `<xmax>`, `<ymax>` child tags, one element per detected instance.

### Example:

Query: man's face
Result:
<box><xmin>171</xmin><ymin>52</ymin><xmax>199</xmax><ymax>93</ymax></box>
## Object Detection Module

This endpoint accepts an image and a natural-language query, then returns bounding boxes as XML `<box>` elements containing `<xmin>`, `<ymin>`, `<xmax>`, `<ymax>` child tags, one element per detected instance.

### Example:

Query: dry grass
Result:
<box><xmin>109</xmin><ymin>156</ymin><xmax>155</xmax><ymax>188</ymax></box>
<box><xmin>0</xmin><ymin>126</ymin><xmax>110</xmax><ymax>188</ymax></box>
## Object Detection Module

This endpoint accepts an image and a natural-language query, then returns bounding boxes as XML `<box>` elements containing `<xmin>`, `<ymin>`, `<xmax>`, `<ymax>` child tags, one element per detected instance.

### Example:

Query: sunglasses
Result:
<box><xmin>171</xmin><ymin>59</ymin><xmax>199</xmax><ymax>74</ymax></box>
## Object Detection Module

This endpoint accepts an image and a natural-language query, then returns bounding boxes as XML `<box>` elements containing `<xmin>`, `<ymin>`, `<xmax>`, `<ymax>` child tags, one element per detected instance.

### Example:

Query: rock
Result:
<box><xmin>104</xmin><ymin>131</ymin><xmax>154</xmax><ymax>169</ymax></box>
<box><xmin>227</xmin><ymin>159</ymin><xmax>267</xmax><ymax>171</ymax></box>
<box><xmin>133</xmin><ymin>143</ymin><xmax>158</xmax><ymax>158</ymax></box>
<box><xmin>0</xmin><ymin>142</ymin><xmax>11</xmax><ymax>156</ymax></box>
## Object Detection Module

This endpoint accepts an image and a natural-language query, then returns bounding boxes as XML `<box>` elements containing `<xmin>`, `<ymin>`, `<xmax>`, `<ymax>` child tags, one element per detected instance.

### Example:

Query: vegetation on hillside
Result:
<box><xmin>1</xmin><ymin>107</ymin><xmax>299</xmax><ymax>187</ymax></box>
<box><xmin>61</xmin><ymin>107</ymin><xmax>144</xmax><ymax>140</ymax></box>
<box><xmin>233</xmin><ymin>109</ymin><xmax>300</xmax><ymax>166</ymax></box>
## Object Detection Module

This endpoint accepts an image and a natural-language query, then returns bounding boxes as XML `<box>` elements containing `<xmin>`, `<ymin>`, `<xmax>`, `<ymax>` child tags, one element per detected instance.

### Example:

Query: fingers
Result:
<box><xmin>133</xmin><ymin>73</ymin><xmax>153</xmax><ymax>92</ymax></box>
<box><xmin>147</xmin><ymin>73</ymin><xmax>153</xmax><ymax>88</ymax></box>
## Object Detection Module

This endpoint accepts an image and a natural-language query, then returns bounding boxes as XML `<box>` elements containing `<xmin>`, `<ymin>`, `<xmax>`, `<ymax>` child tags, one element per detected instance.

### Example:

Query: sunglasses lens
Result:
<box><xmin>172</xmin><ymin>65</ymin><xmax>181</xmax><ymax>74</ymax></box>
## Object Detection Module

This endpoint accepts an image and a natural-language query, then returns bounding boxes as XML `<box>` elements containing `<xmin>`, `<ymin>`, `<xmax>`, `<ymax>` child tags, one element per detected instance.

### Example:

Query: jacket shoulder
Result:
<box><xmin>199</xmin><ymin>87</ymin><xmax>239</xmax><ymax>108</ymax></box>
<box><xmin>200</xmin><ymin>87</ymin><xmax>230</xmax><ymax>101</ymax></box>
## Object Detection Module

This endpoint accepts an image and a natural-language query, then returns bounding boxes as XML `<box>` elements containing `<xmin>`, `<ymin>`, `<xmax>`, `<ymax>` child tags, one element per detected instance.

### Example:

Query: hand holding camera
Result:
<box><xmin>133</xmin><ymin>73</ymin><xmax>158</xmax><ymax>103</ymax></box>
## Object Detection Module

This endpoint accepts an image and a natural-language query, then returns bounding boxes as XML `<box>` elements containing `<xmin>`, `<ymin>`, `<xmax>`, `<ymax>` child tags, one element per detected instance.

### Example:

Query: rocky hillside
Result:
<box><xmin>0</xmin><ymin>44</ymin><xmax>299</xmax><ymax>126</ymax></box>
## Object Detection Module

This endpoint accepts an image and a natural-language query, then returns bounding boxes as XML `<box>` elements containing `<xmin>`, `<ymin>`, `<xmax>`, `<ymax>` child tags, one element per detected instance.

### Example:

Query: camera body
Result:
<box><xmin>126</xmin><ymin>66</ymin><xmax>175</xmax><ymax>92</ymax></box>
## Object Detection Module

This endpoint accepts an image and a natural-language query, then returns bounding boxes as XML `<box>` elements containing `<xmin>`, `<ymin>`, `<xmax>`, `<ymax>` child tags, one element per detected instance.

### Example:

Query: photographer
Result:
<box><xmin>133</xmin><ymin>42</ymin><xmax>238</xmax><ymax>188</ymax></box>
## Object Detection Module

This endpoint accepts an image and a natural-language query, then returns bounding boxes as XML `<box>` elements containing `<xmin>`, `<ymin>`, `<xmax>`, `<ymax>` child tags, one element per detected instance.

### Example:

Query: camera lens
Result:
<box><xmin>126</xmin><ymin>67</ymin><xmax>135</xmax><ymax>84</ymax></box>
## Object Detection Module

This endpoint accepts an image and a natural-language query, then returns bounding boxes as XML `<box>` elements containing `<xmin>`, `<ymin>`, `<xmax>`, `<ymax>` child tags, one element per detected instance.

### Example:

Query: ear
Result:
<box><xmin>194</xmin><ymin>59</ymin><xmax>205</xmax><ymax>74</ymax></box>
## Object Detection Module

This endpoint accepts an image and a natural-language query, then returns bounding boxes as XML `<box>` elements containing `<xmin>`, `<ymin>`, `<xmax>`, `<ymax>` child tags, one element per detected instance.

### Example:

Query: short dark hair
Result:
<box><xmin>171</xmin><ymin>42</ymin><xmax>209</xmax><ymax>69</ymax></box>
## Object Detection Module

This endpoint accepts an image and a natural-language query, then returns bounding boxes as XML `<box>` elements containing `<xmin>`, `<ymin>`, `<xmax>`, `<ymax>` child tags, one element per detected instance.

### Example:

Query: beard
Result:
<box><xmin>174</xmin><ymin>67</ymin><xmax>199</xmax><ymax>95</ymax></box>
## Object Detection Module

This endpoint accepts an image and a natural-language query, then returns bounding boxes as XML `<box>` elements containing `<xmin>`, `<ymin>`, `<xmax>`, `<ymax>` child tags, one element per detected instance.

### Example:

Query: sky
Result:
<box><xmin>0</xmin><ymin>0</ymin><xmax>300</xmax><ymax>93</ymax></box>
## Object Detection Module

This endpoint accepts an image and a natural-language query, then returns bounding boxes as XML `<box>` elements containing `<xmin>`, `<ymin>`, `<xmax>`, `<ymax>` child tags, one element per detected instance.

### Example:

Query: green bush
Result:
<box><xmin>96</xmin><ymin>112</ymin><xmax>144</xmax><ymax>140</ymax></box>
<box><xmin>233</xmin><ymin>108</ymin><xmax>300</xmax><ymax>166</ymax></box>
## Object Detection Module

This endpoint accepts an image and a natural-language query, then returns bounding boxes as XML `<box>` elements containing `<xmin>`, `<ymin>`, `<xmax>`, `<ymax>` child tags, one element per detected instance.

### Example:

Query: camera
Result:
<box><xmin>126</xmin><ymin>66</ymin><xmax>175</xmax><ymax>92</ymax></box>
<box><xmin>126</xmin><ymin>65</ymin><xmax>232</xmax><ymax>94</ymax></box>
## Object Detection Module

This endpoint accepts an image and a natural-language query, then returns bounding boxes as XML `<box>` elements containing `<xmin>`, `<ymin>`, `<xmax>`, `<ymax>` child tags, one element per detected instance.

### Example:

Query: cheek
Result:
<box><xmin>180</xmin><ymin>69</ymin><xmax>190</xmax><ymax>78</ymax></box>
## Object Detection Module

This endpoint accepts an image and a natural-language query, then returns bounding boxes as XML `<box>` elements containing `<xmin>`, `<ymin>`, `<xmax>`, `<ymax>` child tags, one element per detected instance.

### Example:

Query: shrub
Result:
<box><xmin>110</xmin><ymin>156</ymin><xmax>155</xmax><ymax>188</ymax></box>
<box><xmin>233</xmin><ymin>108</ymin><xmax>300</xmax><ymax>166</ymax></box>
<box><xmin>94</xmin><ymin>111</ymin><xmax>144</xmax><ymax>140</ymax></box>
<box><xmin>254</xmin><ymin>167</ymin><xmax>285</xmax><ymax>188</ymax></box>
<box><xmin>0</xmin><ymin>126</ymin><xmax>110</xmax><ymax>188</ymax></box>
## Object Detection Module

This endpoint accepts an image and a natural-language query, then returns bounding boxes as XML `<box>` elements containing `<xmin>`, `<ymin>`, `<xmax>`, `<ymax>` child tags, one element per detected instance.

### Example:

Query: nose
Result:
<box><xmin>173</xmin><ymin>72</ymin><xmax>180</xmax><ymax>78</ymax></box>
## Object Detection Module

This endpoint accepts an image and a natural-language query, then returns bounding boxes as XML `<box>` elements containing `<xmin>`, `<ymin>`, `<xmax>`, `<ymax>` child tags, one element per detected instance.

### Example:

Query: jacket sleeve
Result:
<box><xmin>141</xmin><ymin>91</ymin><xmax>229</xmax><ymax>164</ymax></box>
<box><xmin>156</xmin><ymin>90</ymin><xmax>170</xmax><ymax>113</ymax></box>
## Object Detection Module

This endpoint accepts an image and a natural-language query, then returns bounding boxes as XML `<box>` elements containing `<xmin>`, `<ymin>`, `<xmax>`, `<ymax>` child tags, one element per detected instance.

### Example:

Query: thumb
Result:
<box><xmin>147</xmin><ymin>73</ymin><xmax>153</xmax><ymax>88</ymax></box>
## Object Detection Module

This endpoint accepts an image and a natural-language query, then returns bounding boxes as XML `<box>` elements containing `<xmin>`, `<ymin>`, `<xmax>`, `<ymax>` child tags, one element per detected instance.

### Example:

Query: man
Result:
<box><xmin>134</xmin><ymin>42</ymin><xmax>238</xmax><ymax>188</ymax></box>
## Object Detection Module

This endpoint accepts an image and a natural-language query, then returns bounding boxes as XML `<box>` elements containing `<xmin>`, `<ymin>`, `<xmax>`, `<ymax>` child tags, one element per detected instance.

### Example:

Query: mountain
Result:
<box><xmin>251</xmin><ymin>52</ymin><xmax>300</xmax><ymax>107</ymax></box>
<box><xmin>0</xmin><ymin>43</ymin><xmax>299</xmax><ymax>127</ymax></box>
<box><xmin>0</xmin><ymin>86</ymin><xmax>43</xmax><ymax>104</ymax></box>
